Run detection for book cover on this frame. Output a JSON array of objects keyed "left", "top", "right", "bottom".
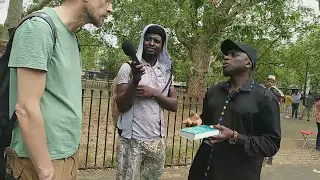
[{"left": 179, "top": 125, "right": 220, "bottom": 140}]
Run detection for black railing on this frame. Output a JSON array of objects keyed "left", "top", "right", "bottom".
[{"left": 79, "top": 87, "right": 317, "bottom": 169}]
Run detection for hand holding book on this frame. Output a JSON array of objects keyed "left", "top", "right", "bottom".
[
  {"left": 181, "top": 113, "right": 236, "bottom": 143},
  {"left": 209, "top": 124, "right": 234, "bottom": 144}
]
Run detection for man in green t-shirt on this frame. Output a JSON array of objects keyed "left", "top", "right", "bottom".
[{"left": 6, "top": 1, "right": 112, "bottom": 180}]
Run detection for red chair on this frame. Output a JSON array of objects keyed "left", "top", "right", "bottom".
[{"left": 301, "top": 131, "right": 313, "bottom": 149}]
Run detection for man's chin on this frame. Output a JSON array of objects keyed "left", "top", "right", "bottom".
[
  {"left": 223, "top": 70, "right": 231, "bottom": 77},
  {"left": 90, "top": 18, "right": 104, "bottom": 28},
  {"left": 143, "top": 51, "right": 158, "bottom": 57},
  {"left": 93, "top": 22, "right": 103, "bottom": 28}
]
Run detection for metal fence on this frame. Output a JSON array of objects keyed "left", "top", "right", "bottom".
[{"left": 79, "top": 87, "right": 317, "bottom": 169}]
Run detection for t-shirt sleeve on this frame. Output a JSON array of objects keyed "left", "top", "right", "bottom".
[
  {"left": 117, "top": 63, "right": 132, "bottom": 85},
  {"left": 8, "top": 17, "right": 54, "bottom": 71}
]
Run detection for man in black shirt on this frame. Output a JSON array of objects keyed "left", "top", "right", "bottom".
[{"left": 184, "top": 39, "right": 281, "bottom": 180}]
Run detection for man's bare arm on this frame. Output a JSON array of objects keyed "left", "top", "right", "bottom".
[
  {"left": 116, "top": 63, "right": 145, "bottom": 113},
  {"left": 116, "top": 79, "right": 139, "bottom": 112},
  {"left": 15, "top": 68, "right": 54, "bottom": 179},
  {"left": 153, "top": 86, "right": 178, "bottom": 112}
]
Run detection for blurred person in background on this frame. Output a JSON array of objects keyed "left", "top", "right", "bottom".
[
  {"left": 315, "top": 96, "right": 320, "bottom": 151},
  {"left": 291, "top": 89, "right": 301, "bottom": 119},
  {"left": 300, "top": 92, "right": 315, "bottom": 121},
  {"left": 284, "top": 92, "right": 292, "bottom": 119}
]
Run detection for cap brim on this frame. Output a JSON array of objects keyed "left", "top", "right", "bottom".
[{"left": 221, "top": 39, "right": 243, "bottom": 56}]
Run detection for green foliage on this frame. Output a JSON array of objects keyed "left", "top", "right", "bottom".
[
  {"left": 19, "top": 0, "right": 320, "bottom": 94},
  {"left": 275, "top": 27, "right": 320, "bottom": 92},
  {"left": 77, "top": 28, "right": 103, "bottom": 71},
  {"left": 104, "top": 0, "right": 316, "bottom": 87},
  {"left": 98, "top": 46, "right": 128, "bottom": 80}
]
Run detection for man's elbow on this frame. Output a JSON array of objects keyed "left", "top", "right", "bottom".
[
  {"left": 268, "top": 145, "right": 280, "bottom": 157},
  {"left": 268, "top": 138, "right": 281, "bottom": 157},
  {"left": 169, "top": 100, "right": 178, "bottom": 112},
  {"left": 117, "top": 105, "right": 129, "bottom": 113},
  {"left": 15, "top": 102, "right": 42, "bottom": 125},
  {"left": 116, "top": 99, "right": 132, "bottom": 113},
  {"left": 15, "top": 103, "right": 28, "bottom": 122}
]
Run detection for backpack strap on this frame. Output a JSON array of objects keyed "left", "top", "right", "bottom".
[
  {"left": 75, "top": 35, "right": 81, "bottom": 52},
  {"left": 0, "top": 12, "right": 57, "bottom": 96},
  {"left": 15, "top": 12, "right": 57, "bottom": 46},
  {"left": 161, "top": 63, "right": 173, "bottom": 94}
]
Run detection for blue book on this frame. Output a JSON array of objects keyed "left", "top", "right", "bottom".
[{"left": 179, "top": 125, "right": 220, "bottom": 140}]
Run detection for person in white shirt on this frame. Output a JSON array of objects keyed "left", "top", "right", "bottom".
[{"left": 291, "top": 89, "right": 301, "bottom": 119}]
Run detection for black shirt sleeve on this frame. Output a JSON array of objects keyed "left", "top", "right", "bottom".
[
  {"left": 200, "top": 90, "right": 210, "bottom": 125},
  {"left": 238, "top": 91, "right": 281, "bottom": 157}
]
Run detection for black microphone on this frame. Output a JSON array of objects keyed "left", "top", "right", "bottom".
[{"left": 121, "top": 40, "right": 140, "bottom": 65}]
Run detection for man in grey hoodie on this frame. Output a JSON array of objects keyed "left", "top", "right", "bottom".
[{"left": 115, "top": 24, "right": 178, "bottom": 180}]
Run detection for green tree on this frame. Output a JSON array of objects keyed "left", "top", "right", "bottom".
[
  {"left": 105, "top": 0, "right": 311, "bottom": 98},
  {"left": 98, "top": 46, "right": 128, "bottom": 80},
  {"left": 77, "top": 28, "right": 104, "bottom": 71},
  {"left": 1, "top": 0, "right": 52, "bottom": 40}
]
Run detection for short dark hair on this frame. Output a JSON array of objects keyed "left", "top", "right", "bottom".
[{"left": 144, "top": 26, "right": 166, "bottom": 43}]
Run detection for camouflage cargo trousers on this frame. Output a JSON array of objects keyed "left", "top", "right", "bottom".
[{"left": 116, "top": 136, "right": 166, "bottom": 180}]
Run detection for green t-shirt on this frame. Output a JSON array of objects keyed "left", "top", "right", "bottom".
[{"left": 8, "top": 7, "right": 82, "bottom": 160}]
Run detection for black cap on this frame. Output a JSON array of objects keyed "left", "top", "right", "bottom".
[{"left": 221, "top": 39, "right": 257, "bottom": 69}]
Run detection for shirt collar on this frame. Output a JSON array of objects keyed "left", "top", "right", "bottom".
[
  {"left": 142, "top": 59, "right": 160, "bottom": 68},
  {"left": 219, "top": 77, "right": 255, "bottom": 92}
]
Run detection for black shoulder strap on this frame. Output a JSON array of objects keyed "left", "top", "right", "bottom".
[
  {"left": 161, "top": 63, "right": 173, "bottom": 94},
  {"left": 3, "top": 12, "right": 57, "bottom": 65},
  {"left": 75, "top": 35, "right": 81, "bottom": 52},
  {"left": 15, "top": 12, "right": 57, "bottom": 46}
]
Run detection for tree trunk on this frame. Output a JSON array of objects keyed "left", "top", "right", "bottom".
[
  {"left": 4, "top": 0, "right": 23, "bottom": 31},
  {"left": 1, "top": 0, "right": 23, "bottom": 40},
  {"left": 187, "top": 42, "right": 211, "bottom": 98},
  {"left": 1, "top": 0, "right": 52, "bottom": 42}
]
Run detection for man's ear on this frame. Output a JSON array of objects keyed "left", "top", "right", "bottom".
[{"left": 246, "top": 61, "right": 252, "bottom": 69}]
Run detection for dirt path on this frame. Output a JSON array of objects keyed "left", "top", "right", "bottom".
[
  {"left": 78, "top": 164, "right": 320, "bottom": 180},
  {"left": 78, "top": 116, "right": 320, "bottom": 179}
]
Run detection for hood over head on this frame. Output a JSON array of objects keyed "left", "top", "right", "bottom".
[{"left": 136, "top": 24, "right": 172, "bottom": 70}]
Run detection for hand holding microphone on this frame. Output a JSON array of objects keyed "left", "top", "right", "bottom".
[{"left": 122, "top": 40, "right": 145, "bottom": 82}]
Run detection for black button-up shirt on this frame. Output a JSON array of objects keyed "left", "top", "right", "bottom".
[{"left": 188, "top": 78, "right": 281, "bottom": 180}]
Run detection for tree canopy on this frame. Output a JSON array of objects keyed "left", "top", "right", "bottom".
[{"left": 1, "top": 0, "right": 320, "bottom": 95}]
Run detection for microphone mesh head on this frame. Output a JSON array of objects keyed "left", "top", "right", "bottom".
[{"left": 122, "top": 40, "right": 136, "bottom": 57}]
